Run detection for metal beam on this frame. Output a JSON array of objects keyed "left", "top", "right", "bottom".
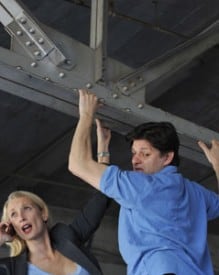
[
  {"left": 1, "top": 59, "right": 219, "bottom": 167},
  {"left": 114, "top": 20, "right": 219, "bottom": 102},
  {"left": 0, "top": 0, "right": 68, "bottom": 66},
  {"left": 90, "top": 0, "right": 108, "bottom": 82},
  {"left": 0, "top": 2, "right": 219, "bottom": 167}
]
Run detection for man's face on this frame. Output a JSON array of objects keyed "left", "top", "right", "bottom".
[{"left": 131, "top": 139, "right": 171, "bottom": 174}]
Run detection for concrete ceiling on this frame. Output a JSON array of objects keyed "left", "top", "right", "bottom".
[{"left": 0, "top": 0, "right": 219, "bottom": 274}]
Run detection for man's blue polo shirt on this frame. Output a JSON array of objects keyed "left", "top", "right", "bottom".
[{"left": 100, "top": 165, "right": 219, "bottom": 275}]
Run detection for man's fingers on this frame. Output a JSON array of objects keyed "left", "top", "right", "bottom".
[
  {"left": 198, "top": 141, "right": 211, "bottom": 159},
  {"left": 79, "top": 88, "right": 85, "bottom": 96},
  {"left": 212, "top": 139, "right": 219, "bottom": 148},
  {"left": 198, "top": 141, "right": 208, "bottom": 152},
  {"left": 95, "top": 118, "right": 101, "bottom": 128}
]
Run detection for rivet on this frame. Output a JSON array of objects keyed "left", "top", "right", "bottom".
[
  {"left": 44, "top": 77, "right": 50, "bottom": 81},
  {"left": 59, "top": 72, "right": 65, "bottom": 78},
  {"left": 19, "top": 17, "right": 26, "bottom": 24},
  {"left": 66, "top": 59, "right": 72, "bottom": 65},
  {"left": 137, "top": 103, "right": 144, "bottom": 109},
  {"left": 16, "top": 30, "right": 23, "bottom": 36},
  {"left": 25, "top": 41, "right": 32, "bottom": 47},
  {"left": 98, "top": 98, "right": 105, "bottom": 104},
  {"left": 124, "top": 108, "right": 131, "bottom": 112},
  {"left": 122, "top": 86, "right": 128, "bottom": 92},
  {"left": 29, "top": 28, "right": 35, "bottom": 34},
  {"left": 86, "top": 83, "right": 92, "bottom": 89},
  {"left": 38, "top": 38, "right": 44, "bottom": 44},
  {"left": 112, "top": 93, "right": 119, "bottom": 99},
  {"left": 31, "top": 62, "right": 37, "bottom": 68},
  {"left": 34, "top": 51, "right": 41, "bottom": 56},
  {"left": 16, "top": 66, "right": 22, "bottom": 70}
]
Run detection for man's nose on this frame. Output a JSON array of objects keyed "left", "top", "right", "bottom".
[{"left": 132, "top": 154, "right": 141, "bottom": 164}]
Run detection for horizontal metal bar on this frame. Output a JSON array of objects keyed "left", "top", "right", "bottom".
[{"left": 0, "top": 61, "right": 219, "bottom": 168}]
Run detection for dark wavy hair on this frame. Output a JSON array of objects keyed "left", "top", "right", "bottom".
[{"left": 126, "top": 122, "right": 180, "bottom": 166}]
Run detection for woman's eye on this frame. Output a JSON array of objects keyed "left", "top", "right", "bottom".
[{"left": 10, "top": 212, "right": 16, "bottom": 218}]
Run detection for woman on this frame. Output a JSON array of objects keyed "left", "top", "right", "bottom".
[
  {"left": 0, "top": 190, "right": 109, "bottom": 275},
  {"left": 0, "top": 112, "right": 111, "bottom": 275}
]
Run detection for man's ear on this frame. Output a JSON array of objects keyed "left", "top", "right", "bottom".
[{"left": 164, "top": 151, "right": 174, "bottom": 166}]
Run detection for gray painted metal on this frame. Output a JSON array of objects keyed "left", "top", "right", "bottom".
[
  {"left": 0, "top": 0, "right": 219, "bottom": 168},
  {"left": 0, "top": 0, "right": 68, "bottom": 66},
  {"left": 115, "top": 20, "right": 219, "bottom": 101},
  {"left": 0, "top": 59, "right": 218, "bottom": 167},
  {"left": 90, "top": 0, "right": 108, "bottom": 81}
]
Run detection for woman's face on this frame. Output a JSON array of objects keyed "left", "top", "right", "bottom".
[{"left": 6, "top": 196, "right": 47, "bottom": 241}]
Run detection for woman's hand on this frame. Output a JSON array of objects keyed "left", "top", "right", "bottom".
[{"left": 0, "top": 222, "right": 15, "bottom": 245}]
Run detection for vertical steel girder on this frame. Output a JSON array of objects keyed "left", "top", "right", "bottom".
[{"left": 90, "top": 0, "right": 108, "bottom": 81}]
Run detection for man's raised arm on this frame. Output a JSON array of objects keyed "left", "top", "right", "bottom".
[
  {"left": 198, "top": 139, "right": 219, "bottom": 193},
  {"left": 68, "top": 89, "right": 107, "bottom": 190}
]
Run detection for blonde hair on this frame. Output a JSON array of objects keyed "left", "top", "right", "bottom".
[{"left": 1, "top": 190, "right": 50, "bottom": 257}]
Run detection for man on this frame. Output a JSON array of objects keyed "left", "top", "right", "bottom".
[{"left": 69, "top": 89, "right": 219, "bottom": 275}]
